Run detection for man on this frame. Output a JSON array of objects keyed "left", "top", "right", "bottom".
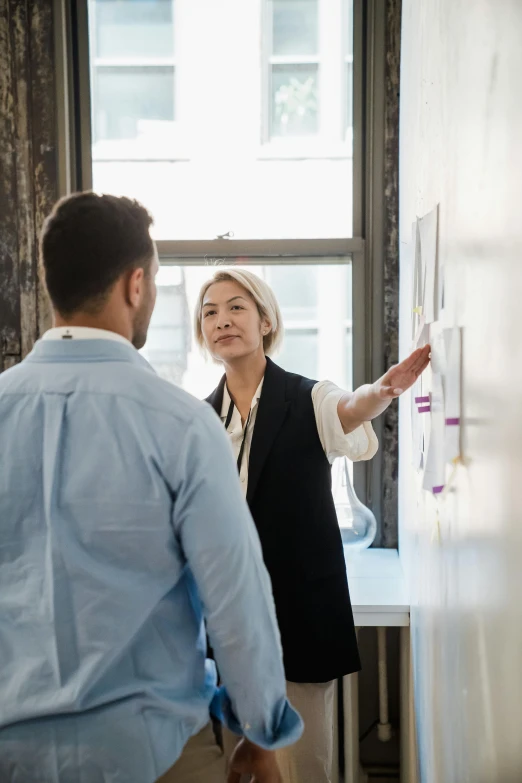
[{"left": 0, "top": 193, "right": 302, "bottom": 782}]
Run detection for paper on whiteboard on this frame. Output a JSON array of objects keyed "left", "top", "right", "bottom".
[
  {"left": 411, "top": 378, "right": 424, "bottom": 471},
  {"left": 412, "top": 221, "right": 424, "bottom": 338},
  {"left": 413, "top": 313, "right": 428, "bottom": 351},
  {"left": 422, "top": 372, "right": 445, "bottom": 493},
  {"left": 429, "top": 321, "right": 446, "bottom": 375},
  {"left": 441, "top": 260, "right": 458, "bottom": 328},
  {"left": 444, "top": 326, "right": 462, "bottom": 463},
  {"left": 418, "top": 206, "right": 439, "bottom": 324}
]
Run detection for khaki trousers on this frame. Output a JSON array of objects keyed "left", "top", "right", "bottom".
[
  {"left": 223, "top": 680, "right": 336, "bottom": 783},
  {"left": 157, "top": 722, "right": 226, "bottom": 783}
]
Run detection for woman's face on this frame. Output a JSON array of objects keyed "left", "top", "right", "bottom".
[{"left": 201, "top": 280, "right": 270, "bottom": 363}]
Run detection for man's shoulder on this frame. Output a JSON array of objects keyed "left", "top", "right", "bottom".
[
  {"left": 102, "top": 362, "right": 211, "bottom": 424},
  {"left": 0, "top": 360, "right": 30, "bottom": 389},
  {"left": 0, "top": 354, "right": 210, "bottom": 426}
]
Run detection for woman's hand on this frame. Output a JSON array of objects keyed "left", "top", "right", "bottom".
[
  {"left": 337, "top": 345, "right": 431, "bottom": 433},
  {"left": 374, "top": 345, "right": 431, "bottom": 400}
]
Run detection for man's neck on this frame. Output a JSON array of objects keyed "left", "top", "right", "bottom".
[
  {"left": 53, "top": 312, "right": 132, "bottom": 344},
  {"left": 224, "top": 351, "right": 267, "bottom": 421}
]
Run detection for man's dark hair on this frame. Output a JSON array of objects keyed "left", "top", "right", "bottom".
[{"left": 40, "top": 192, "right": 154, "bottom": 316}]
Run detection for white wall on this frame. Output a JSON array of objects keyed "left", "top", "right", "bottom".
[{"left": 398, "top": 2, "right": 522, "bottom": 782}]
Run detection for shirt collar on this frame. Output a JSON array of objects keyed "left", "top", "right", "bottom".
[
  {"left": 220, "top": 378, "right": 265, "bottom": 420},
  {"left": 42, "top": 326, "right": 132, "bottom": 347}
]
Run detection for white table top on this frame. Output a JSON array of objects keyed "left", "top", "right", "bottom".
[{"left": 344, "top": 547, "right": 410, "bottom": 627}]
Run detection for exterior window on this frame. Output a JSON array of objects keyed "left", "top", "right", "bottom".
[
  {"left": 89, "top": 0, "right": 176, "bottom": 159},
  {"left": 265, "top": 0, "right": 353, "bottom": 149},
  {"left": 88, "top": 0, "right": 354, "bottom": 240},
  {"left": 93, "top": 66, "right": 175, "bottom": 143},
  {"left": 269, "top": 0, "right": 319, "bottom": 139}
]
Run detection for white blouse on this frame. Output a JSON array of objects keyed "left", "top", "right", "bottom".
[{"left": 220, "top": 379, "right": 379, "bottom": 496}]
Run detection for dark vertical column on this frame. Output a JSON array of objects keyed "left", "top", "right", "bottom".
[
  {"left": 0, "top": 0, "right": 56, "bottom": 373},
  {"left": 381, "top": 0, "right": 402, "bottom": 547}
]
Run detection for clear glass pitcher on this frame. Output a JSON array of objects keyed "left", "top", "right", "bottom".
[{"left": 332, "top": 457, "right": 377, "bottom": 550}]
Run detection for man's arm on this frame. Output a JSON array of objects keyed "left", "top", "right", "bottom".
[{"left": 169, "top": 406, "right": 303, "bottom": 756}]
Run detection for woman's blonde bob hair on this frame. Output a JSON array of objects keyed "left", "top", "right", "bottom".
[{"left": 194, "top": 267, "right": 284, "bottom": 358}]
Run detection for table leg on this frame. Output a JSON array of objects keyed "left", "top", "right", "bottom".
[
  {"left": 343, "top": 627, "right": 360, "bottom": 783},
  {"left": 400, "top": 626, "right": 419, "bottom": 783}
]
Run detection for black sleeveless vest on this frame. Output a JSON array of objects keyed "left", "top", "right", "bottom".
[{"left": 206, "top": 357, "right": 361, "bottom": 683}]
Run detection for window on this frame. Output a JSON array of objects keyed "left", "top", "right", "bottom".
[
  {"left": 88, "top": 0, "right": 354, "bottom": 240},
  {"left": 265, "top": 0, "right": 352, "bottom": 150},
  {"left": 89, "top": 0, "right": 176, "bottom": 160},
  {"left": 76, "top": 0, "right": 388, "bottom": 524},
  {"left": 269, "top": 1, "right": 319, "bottom": 139},
  {"left": 139, "top": 261, "right": 355, "bottom": 527}
]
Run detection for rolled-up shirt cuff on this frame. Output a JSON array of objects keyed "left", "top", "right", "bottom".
[
  {"left": 327, "top": 418, "right": 379, "bottom": 463},
  {"left": 211, "top": 686, "right": 304, "bottom": 750}
]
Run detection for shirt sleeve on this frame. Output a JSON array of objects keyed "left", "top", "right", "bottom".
[
  {"left": 311, "top": 380, "right": 379, "bottom": 464},
  {"left": 169, "top": 405, "right": 303, "bottom": 750}
]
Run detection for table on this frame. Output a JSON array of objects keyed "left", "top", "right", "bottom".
[
  {"left": 340, "top": 548, "right": 418, "bottom": 783},
  {"left": 346, "top": 547, "right": 409, "bottom": 628}
]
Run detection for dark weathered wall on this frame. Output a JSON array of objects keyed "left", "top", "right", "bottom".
[
  {"left": 0, "top": 0, "right": 55, "bottom": 372},
  {"left": 381, "top": 0, "right": 401, "bottom": 547}
]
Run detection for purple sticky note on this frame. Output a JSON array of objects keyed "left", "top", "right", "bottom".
[
  {"left": 445, "top": 417, "right": 460, "bottom": 426},
  {"left": 433, "top": 485, "right": 444, "bottom": 494},
  {"left": 418, "top": 405, "right": 431, "bottom": 413},
  {"left": 415, "top": 396, "right": 430, "bottom": 404}
]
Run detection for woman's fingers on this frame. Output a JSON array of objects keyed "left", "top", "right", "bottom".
[
  {"left": 380, "top": 345, "right": 431, "bottom": 396},
  {"left": 390, "top": 346, "right": 430, "bottom": 380},
  {"left": 412, "top": 345, "right": 431, "bottom": 372}
]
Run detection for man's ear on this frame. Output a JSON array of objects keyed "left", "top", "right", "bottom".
[{"left": 125, "top": 267, "right": 144, "bottom": 308}]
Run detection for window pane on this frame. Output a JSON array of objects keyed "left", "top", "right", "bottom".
[
  {"left": 346, "top": 62, "right": 353, "bottom": 137},
  {"left": 94, "top": 0, "right": 174, "bottom": 58},
  {"left": 140, "top": 262, "right": 352, "bottom": 396},
  {"left": 266, "top": 266, "right": 317, "bottom": 320},
  {"left": 271, "top": 64, "right": 319, "bottom": 137},
  {"left": 272, "top": 0, "right": 318, "bottom": 56},
  {"left": 345, "top": 327, "right": 353, "bottom": 391},
  {"left": 93, "top": 66, "right": 174, "bottom": 143},
  {"left": 89, "top": 1, "right": 354, "bottom": 239},
  {"left": 345, "top": 0, "right": 353, "bottom": 142},
  {"left": 276, "top": 329, "right": 318, "bottom": 378},
  {"left": 145, "top": 270, "right": 189, "bottom": 383},
  {"left": 346, "top": 0, "right": 353, "bottom": 58}
]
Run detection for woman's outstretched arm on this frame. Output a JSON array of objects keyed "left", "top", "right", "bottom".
[{"left": 337, "top": 345, "right": 431, "bottom": 434}]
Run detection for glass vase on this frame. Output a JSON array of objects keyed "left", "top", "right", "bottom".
[{"left": 333, "top": 457, "right": 377, "bottom": 550}]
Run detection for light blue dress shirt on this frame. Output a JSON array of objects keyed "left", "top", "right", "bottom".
[{"left": 0, "top": 336, "right": 302, "bottom": 782}]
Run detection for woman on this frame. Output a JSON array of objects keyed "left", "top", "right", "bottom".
[{"left": 195, "top": 268, "right": 429, "bottom": 783}]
